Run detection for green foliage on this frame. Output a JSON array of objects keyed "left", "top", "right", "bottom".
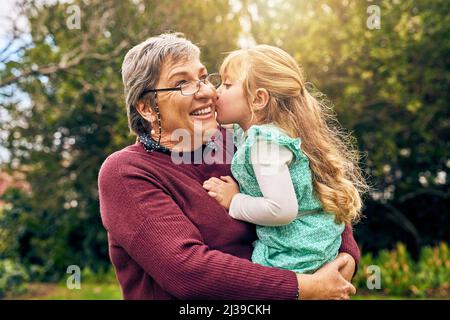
[
  {"left": 43, "top": 283, "right": 122, "bottom": 300},
  {"left": 0, "top": 0, "right": 448, "bottom": 284},
  {"left": 252, "top": 0, "right": 450, "bottom": 188},
  {"left": 0, "top": 0, "right": 240, "bottom": 281},
  {"left": 0, "top": 259, "right": 29, "bottom": 298},
  {"left": 354, "top": 243, "right": 450, "bottom": 298},
  {"left": 9, "top": 282, "right": 122, "bottom": 300},
  {"left": 246, "top": 0, "right": 450, "bottom": 251},
  {"left": 74, "top": 266, "right": 118, "bottom": 284}
]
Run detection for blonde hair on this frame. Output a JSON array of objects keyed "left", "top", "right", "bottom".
[{"left": 220, "top": 45, "right": 369, "bottom": 224}]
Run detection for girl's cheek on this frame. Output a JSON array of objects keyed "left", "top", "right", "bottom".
[{"left": 219, "top": 92, "right": 228, "bottom": 103}]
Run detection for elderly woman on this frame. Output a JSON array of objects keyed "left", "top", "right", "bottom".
[{"left": 98, "top": 33, "right": 360, "bottom": 300}]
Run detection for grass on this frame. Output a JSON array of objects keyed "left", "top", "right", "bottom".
[
  {"left": 5, "top": 282, "right": 122, "bottom": 300},
  {"left": 6, "top": 282, "right": 447, "bottom": 300},
  {"left": 352, "top": 294, "right": 433, "bottom": 300}
]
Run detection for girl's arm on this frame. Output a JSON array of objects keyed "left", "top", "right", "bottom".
[{"left": 229, "top": 139, "right": 299, "bottom": 226}]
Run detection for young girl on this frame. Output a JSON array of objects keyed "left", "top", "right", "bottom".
[{"left": 203, "top": 45, "right": 368, "bottom": 274}]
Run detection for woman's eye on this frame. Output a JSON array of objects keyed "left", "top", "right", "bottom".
[{"left": 175, "top": 80, "right": 187, "bottom": 87}]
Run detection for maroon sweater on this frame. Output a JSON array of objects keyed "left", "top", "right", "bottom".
[{"left": 98, "top": 128, "right": 360, "bottom": 300}]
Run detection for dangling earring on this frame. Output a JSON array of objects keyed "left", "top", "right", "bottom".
[
  {"left": 150, "top": 115, "right": 156, "bottom": 135},
  {"left": 154, "top": 95, "right": 162, "bottom": 148},
  {"left": 139, "top": 93, "right": 168, "bottom": 154}
]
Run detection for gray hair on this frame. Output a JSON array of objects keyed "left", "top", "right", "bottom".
[{"left": 121, "top": 33, "right": 201, "bottom": 136}]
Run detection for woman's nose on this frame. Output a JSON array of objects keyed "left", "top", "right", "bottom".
[{"left": 195, "top": 81, "right": 217, "bottom": 100}]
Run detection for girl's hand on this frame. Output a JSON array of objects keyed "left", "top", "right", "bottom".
[
  {"left": 296, "top": 254, "right": 356, "bottom": 300},
  {"left": 203, "top": 176, "right": 240, "bottom": 209}
]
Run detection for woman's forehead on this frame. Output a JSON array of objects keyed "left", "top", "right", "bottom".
[{"left": 162, "top": 57, "right": 206, "bottom": 80}]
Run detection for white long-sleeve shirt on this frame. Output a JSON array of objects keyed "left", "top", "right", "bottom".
[{"left": 229, "top": 139, "right": 299, "bottom": 226}]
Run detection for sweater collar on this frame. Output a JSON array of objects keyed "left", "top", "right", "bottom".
[{"left": 138, "top": 133, "right": 218, "bottom": 158}]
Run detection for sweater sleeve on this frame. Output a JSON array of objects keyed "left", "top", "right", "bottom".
[
  {"left": 229, "top": 140, "right": 299, "bottom": 226},
  {"left": 339, "top": 224, "right": 361, "bottom": 274},
  {"left": 99, "top": 156, "right": 299, "bottom": 300}
]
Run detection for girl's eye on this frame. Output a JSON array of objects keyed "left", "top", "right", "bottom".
[{"left": 223, "top": 83, "right": 232, "bottom": 88}]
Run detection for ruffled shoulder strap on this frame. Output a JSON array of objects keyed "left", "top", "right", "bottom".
[
  {"left": 244, "top": 124, "right": 307, "bottom": 163},
  {"left": 232, "top": 123, "right": 246, "bottom": 149}
]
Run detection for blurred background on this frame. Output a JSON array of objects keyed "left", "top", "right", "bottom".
[{"left": 0, "top": 0, "right": 449, "bottom": 299}]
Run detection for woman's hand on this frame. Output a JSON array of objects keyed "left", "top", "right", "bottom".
[
  {"left": 203, "top": 176, "right": 240, "bottom": 209},
  {"left": 336, "top": 252, "right": 356, "bottom": 282},
  {"left": 296, "top": 254, "right": 356, "bottom": 300}
]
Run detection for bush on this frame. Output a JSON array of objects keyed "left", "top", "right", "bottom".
[
  {"left": 0, "top": 259, "right": 29, "bottom": 298},
  {"left": 354, "top": 242, "right": 450, "bottom": 298},
  {"left": 61, "top": 266, "right": 118, "bottom": 285}
]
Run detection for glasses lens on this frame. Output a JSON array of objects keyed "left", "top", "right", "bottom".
[
  {"left": 206, "top": 73, "right": 222, "bottom": 88},
  {"left": 180, "top": 81, "right": 198, "bottom": 95}
]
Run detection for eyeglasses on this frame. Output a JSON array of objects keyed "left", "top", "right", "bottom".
[{"left": 142, "top": 73, "right": 222, "bottom": 97}]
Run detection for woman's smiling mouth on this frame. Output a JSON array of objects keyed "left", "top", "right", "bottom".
[{"left": 189, "top": 105, "right": 214, "bottom": 119}]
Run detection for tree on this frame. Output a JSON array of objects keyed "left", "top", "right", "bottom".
[
  {"left": 245, "top": 0, "right": 450, "bottom": 255},
  {"left": 0, "top": 0, "right": 240, "bottom": 280}
]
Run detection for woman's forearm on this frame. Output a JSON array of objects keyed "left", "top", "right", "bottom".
[
  {"left": 339, "top": 224, "right": 360, "bottom": 268},
  {"left": 128, "top": 216, "right": 299, "bottom": 300}
]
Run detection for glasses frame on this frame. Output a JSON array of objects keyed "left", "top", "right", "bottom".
[{"left": 141, "top": 73, "right": 222, "bottom": 97}]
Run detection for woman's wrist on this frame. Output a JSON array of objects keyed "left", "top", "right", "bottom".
[{"left": 296, "top": 273, "right": 316, "bottom": 300}]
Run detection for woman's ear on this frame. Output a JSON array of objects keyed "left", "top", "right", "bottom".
[
  {"left": 136, "top": 101, "right": 156, "bottom": 123},
  {"left": 252, "top": 88, "right": 270, "bottom": 111}
]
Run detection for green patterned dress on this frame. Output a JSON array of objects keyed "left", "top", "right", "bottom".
[{"left": 232, "top": 123, "right": 345, "bottom": 273}]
